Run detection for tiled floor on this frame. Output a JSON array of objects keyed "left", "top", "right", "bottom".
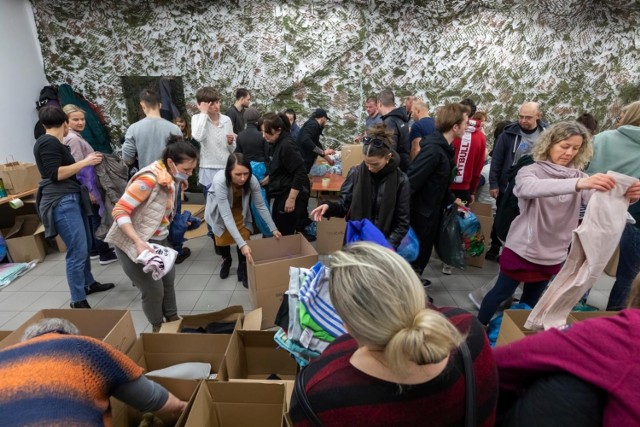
[{"left": 0, "top": 234, "right": 616, "bottom": 334}]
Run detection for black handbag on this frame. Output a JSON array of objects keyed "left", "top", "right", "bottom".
[{"left": 294, "top": 341, "right": 477, "bottom": 427}]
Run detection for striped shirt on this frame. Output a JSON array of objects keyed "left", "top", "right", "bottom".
[
  {"left": 290, "top": 307, "right": 498, "bottom": 427},
  {"left": 112, "top": 170, "right": 176, "bottom": 240},
  {"left": 0, "top": 333, "right": 143, "bottom": 426}
]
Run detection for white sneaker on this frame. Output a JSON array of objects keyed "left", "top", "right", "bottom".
[{"left": 442, "top": 264, "right": 453, "bottom": 275}]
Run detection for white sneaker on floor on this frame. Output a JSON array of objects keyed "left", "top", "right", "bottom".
[{"left": 441, "top": 264, "right": 453, "bottom": 275}]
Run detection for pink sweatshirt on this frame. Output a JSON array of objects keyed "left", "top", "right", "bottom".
[
  {"left": 505, "top": 161, "right": 591, "bottom": 265},
  {"left": 494, "top": 309, "right": 640, "bottom": 426}
]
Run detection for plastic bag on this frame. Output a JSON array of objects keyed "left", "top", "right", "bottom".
[
  {"left": 345, "top": 219, "right": 393, "bottom": 250},
  {"left": 249, "top": 161, "right": 272, "bottom": 238},
  {"left": 435, "top": 205, "right": 465, "bottom": 268},
  {"left": 397, "top": 227, "right": 419, "bottom": 262},
  {"left": 456, "top": 207, "right": 485, "bottom": 257}
]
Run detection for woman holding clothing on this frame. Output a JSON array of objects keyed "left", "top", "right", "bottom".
[
  {"left": 477, "top": 121, "right": 640, "bottom": 325},
  {"left": 310, "top": 124, "right": 410, "bottom": 249},
  {"left": 205, "top": 153, "right": 282, "bottom": 288},
  {"left": 260, "top": 112, "right": 309, "bottom": 235},
  {"left": 106, "top": 136, "right": 198, "bottom": 331}
]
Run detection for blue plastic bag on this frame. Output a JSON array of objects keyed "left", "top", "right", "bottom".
[
  {"left": 345, "top": 219, "right": 393, "bottom": 250},
  {"left": 249, "top": 161, "right": 272, "bottom": 238},
  {"left": 456, "top": 207, "right": 485, "bottom": 257},
  {"left": 397, "top": 227, "right": 419, "bottom": 262}
]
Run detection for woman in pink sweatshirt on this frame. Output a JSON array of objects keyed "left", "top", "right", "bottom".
[{"left": 477, "top": 121, "right": 631, "bottom": 325}]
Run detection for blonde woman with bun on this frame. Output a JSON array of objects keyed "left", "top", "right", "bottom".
[{"left": 289, "top": 242, "right": 498, "bottom": 427}]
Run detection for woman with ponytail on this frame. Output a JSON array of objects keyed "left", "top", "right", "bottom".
[{"left": 289, "top": 242, "right": 498, "bottom": 426}]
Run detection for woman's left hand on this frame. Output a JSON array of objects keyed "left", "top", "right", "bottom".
[
  {"left": 240, "top": 244, "right": 254, "bottom": 265},
  {"left": 272, "top": 230, "right": 282, "bottom": 240},
  {"left": 625, "top": 182, "right": 640, "bottom": 203}
]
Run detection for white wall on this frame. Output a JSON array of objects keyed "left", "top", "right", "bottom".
[{"left": 0, "top": 0, "right": 48, "bottom": 162}]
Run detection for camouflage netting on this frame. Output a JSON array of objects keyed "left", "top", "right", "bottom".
[{"left": 31, "top": 0, "right": 640, "bottom": 148}]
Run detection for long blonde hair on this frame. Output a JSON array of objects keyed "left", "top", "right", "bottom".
[
  {"left": 532, "top": 121, "right": 593, "bottom": 170},
  {"left": 329, "top": 242, "right": 464, "bottom": 379},
  {"left": 620, "top": 101, "right": 640, "bottom": 127}
]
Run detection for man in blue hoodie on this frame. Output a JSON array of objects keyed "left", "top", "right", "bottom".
[{"left": 487, "top": 102, "right": 547, "bottom": 259}]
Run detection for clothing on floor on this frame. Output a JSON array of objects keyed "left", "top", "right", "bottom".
[{"left": 525, "top": 171, "right": 638, "bottom": 330}]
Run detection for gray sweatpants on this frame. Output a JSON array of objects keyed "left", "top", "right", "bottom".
[{"left": 115, "top": 240, "right": 178, "bottom": 326}]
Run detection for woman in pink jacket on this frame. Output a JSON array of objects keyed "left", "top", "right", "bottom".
[{"left": 477, "top": 121, "right": 640, "bottom": 325}]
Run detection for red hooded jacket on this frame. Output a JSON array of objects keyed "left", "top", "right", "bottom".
[{"left": 450, "top": 119, "right": 487, "bottom": 194}]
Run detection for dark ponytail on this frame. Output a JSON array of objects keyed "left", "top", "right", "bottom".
[{"left": 260, "top": 112, "right": 291, "bottom": 135}]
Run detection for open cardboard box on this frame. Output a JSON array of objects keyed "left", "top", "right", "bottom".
[
  {"left": 496, "top": 309, "right": 619, "bottom": 346},
  {"left": 246, "top": 234, "right": 318, "bottom": 329},
  {"left": 112, "top": 331, "right": 232, "bottom": 427},
  {"left": 185, "top": 380, "right": 287, "bottom": 427},
  {"left": 160, "top": 305, "right": 245, "bottom": 333},
  {"left": 1, "top": 214, "right": 47, "bottom": 262},
  {"left": 465, "top": 202, "right": 494, "bottom": 269},
  {"left": 340, "top": 143, "right": 364, "bottom": 177},
  {"left": 0, "top": 309, "right": 136, "bottom": 353}
]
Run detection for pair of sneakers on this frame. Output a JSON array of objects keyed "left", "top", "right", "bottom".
[{"left": 90, "top": 250, "right": 118, "bottom": 265}]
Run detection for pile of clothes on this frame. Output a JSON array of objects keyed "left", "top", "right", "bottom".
[{"left": 275, "top": 262, "right": 345, "bottom": 366}]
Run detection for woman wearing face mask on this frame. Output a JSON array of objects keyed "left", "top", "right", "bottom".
[
  {"left": 106, "top": 135, "right": 198, "bottom": 332},
  {"left": 205, "top": 153, "right": 282, "bottom": 288},
  {"left": 310, "top": 123, "right": 410, "bottom": 249}
]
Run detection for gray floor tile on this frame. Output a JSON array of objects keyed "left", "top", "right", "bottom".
[
  {"left": 186, "top": 260, "right": 217, "bottom": 275},
  {"left": 0, "top": 273, "right": 39, "bottom": 292},
  {"left": 93, "top": 290, "right": 138, "bottom": 309},
  {"left": 175, "top": 290, "right": 204, "bottom": 312},
  {"left": 193, "top": 290, "right": 233, "bottom": 311},
  {"left": 31, "top": 261, "right": 61, "bottom": 275},
  {"left": 0, "top": 292, "right": 47, "bottom": 311},
  {"left": 2, "top": 311, "right": 37, "bottom": 329},
  {"left": 448, "top": 291, "right": 479, "bottom": 314},
  {"left": 427, "top": 290, "right": 456, "bottom": 307},
  {"left": 439, "top": 275, "right": 476, "bottom": 291},
  {"left": 27, "top": 292, "right": 71, "bottom": 311},
  {"left": 17, "top": 275, "right": 66, "bottom": 292},
  {"left": 205, "top": 275, "right": 237, "bottom": 291},
  {"left": 0, "top": 311, "right": 19, "bottom": 328},
  {"left": 44, "top": 251, "right": 66, "bottom": 261},
  {"left": 176, "top": 274, "right": 210, "bottom": 291},
  {"left": 465, "top": 274, "right": 498, "bottom": 289},
  {"left": 229, "top": 290, "right": 252, "bottom": 311}
]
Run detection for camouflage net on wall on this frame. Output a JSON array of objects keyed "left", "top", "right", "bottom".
[{"left": 31, "top": 0, "right": 640, "bottom": 147}]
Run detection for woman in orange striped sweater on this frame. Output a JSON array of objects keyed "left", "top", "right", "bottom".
[{"left": 106, "top": 136, "right": 198, "bottom": 331}]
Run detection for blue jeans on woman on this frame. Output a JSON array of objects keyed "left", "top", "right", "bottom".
[
  {"left": 607, "top": 224, "right": 640, "bottom": 310},
  {"left": 53, "top": 193, "right": 96, "bottom": 303},
  {"left": 478, "top": 272, "right": 549, "bottom": 325}
]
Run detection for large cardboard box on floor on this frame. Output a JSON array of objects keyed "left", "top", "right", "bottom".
[
  {"left": 246, "top": 234, "right": 318, "bottom": 328},
  {"left": 112, "top": 332, "right": 231, "bottom": 426},
  {"left": 316, "top": 217, "right": 346, "bottom": 255},
  {"left": 185, "top": 380, "right": 287, "bottom": 427},
  {"left": 496, "top": 309, "right": 619, "bottom": 346},
  {"left": 340, "top": 143, "right": 364, "bottom": 177},
  {"left": 464, "top": 202, "right": 493, "bottom": 269},
  {"left": 1, "top": 214, "right": 46, "bottom": 262},
  {"left": 160, "top": 305, "right": 245, "bottom": 333},
  {"left": 0, "top": 309, "right": 136, "bottom": 352}
]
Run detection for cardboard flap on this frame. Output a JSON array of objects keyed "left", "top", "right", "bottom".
[
  {"left": 137, "top": 332, "right": 231, "bottom": 372},
  {"left": 242, "top": 308, "right": 263, "bottom": 330},
  {"left": 4, "top": 218, "right": 25, "bottom": 238},
  {"left": 160, "top": 305, "right": 244, "bottom": 333}
]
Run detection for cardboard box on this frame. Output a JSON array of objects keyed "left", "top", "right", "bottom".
[
  {"left": 464, "top": 203, "right": 494, "bottom": 269},
  {"left": 112, "top": 332, "right": 231, "bottom": 426},
  {"left": 316, "top": 217, "right": 345, "bottom": 255},
  {"left": 0, "top": 161, "right": 40, "bottom": 195},
  {"left": 340, "top": 144, "right": 364, "bottom": 177},
  {"left": 246, "top": 235, "right": 318, "bottom": 328},
  {"left": 0, "top": 330, "right": 11, "bottom": 346},
  {"left": 1, "top": 214, "right": 46, "bottom": 262},
  {"left": 185, "top": 381, "right": 286, "bottom": 427},
  {"left": 160, "top": 305, "right": 245, "bottom": 333},
  {"left": 496, "top": 309, "right": 618, "bottom": 346},
  {"left": 604, "top": 246, "right": 619, "bottom": 277},
  {"left": 0, "top": 309, "right": 136, "bottom": 353}
]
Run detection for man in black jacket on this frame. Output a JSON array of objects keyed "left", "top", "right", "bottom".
[
  {"left": 408, "top": 103, "right": 467, "bottom": 286},
  {"left": 297, "top": 108, "right": 335, "bottom": 173},
  {"left": 235, "top": 107, "right": 268, "bottom": 164},
  {"left": 378, "top": 89, "right": 411, "bottom": 171},
  {"left": 226, "top": 88, "right": 252, "bottom": 134}
]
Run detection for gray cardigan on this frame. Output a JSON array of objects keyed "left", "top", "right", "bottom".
[{"left": 204, "top": 171, "right": 277, "bottom": 248}]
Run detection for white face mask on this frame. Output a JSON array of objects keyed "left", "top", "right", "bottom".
[{"left": 169, "top": 160, "right": 188, "bottom": 182}]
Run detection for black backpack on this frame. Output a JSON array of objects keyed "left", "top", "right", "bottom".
[{"left": 494, "top": 154, "right": 534, "bottom": 243}]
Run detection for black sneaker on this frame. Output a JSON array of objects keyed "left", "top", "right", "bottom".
[
  {"left": 237, "top": 262, "right": 248, "bottom": 289},
  {"left": 85, "top": 281, "right": 115, "bottom": 295},
  {"left": 99, "top": 251, "right": 118, "bottom": 265},
  {"left": 485, "top": 246, "right": 501, "bottom": 261},
  {"left": 175, "top": 247, "right": 191, "bottom": 264},
  {"left": 421, "top": 278, "right": 432, "bottom": 288},
  {"left": 70, "top": 300, "right": 91, "bottom": 309},
  {"left": 89, "top": 250, "right": 99, "bottom": 260},
  {"left": 220, "top": 257, "right": 232, "bottom": 279}
]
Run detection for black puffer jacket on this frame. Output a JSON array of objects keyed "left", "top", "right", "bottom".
[
  {"left": 382, "top": 108, "right": 411, "bottom": 171},
  {"left": 323, "top": 162, "right": 411, "bottom": 248},
  {"left": 407, "top": 131, "right": 456, "bottom": 226},
  {"left": 268, "top": 131, "right": 309, "bottom": 198}
]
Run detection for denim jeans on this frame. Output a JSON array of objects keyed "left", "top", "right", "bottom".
[
  {"left": 607, "top": 224, "right": 640, "bottom": 310},
  {"left": 88, "top": 203, "right": 112, "bottom": 256},
  {"left": 478, "top": 272, "right": 548, "bottom": 325},
  {"left": 53, "top": 193, "right": 96, "bottom": 303}
]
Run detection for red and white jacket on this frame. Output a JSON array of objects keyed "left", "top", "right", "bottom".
[{"left": 450, "top": 119, "right": 487, "bottom": 194}]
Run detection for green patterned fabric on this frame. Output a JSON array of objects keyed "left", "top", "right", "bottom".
[{"left": 30, "top": 0, "right": 640, "bottom": 146}]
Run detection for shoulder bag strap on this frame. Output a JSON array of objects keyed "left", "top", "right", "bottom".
[
  {"left": 294, "top": 367, "right": 324, "bottom": 427},
  {"left": 460, "top": 341, "right": 477, "bottom": 427}
]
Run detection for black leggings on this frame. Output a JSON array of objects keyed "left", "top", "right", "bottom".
[
  {"left": 219, "top": 245, "right": 246, "bottom": 264},
  {"left": 271, "top": 193, "right": 308, "bottom": 236}
]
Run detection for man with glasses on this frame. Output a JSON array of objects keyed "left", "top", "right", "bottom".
[{"left": 487, "top": 102, "right": 548, "bottom": 261}]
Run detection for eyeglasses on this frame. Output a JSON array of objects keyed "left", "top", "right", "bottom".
[{"left": 362, "top": 137, "right": 385, "bottom": 148}]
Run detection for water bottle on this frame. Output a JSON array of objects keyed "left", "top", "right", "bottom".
[{"left": 0, "top": 178, "right": 7, "bottom": 198}]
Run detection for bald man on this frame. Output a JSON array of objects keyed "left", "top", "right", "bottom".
[
  {"left": 486, "top": 101, "right": 548, "bottom": 259},
  {"left": 409, "top": 100, "right": 435, "bottom": 160}
]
